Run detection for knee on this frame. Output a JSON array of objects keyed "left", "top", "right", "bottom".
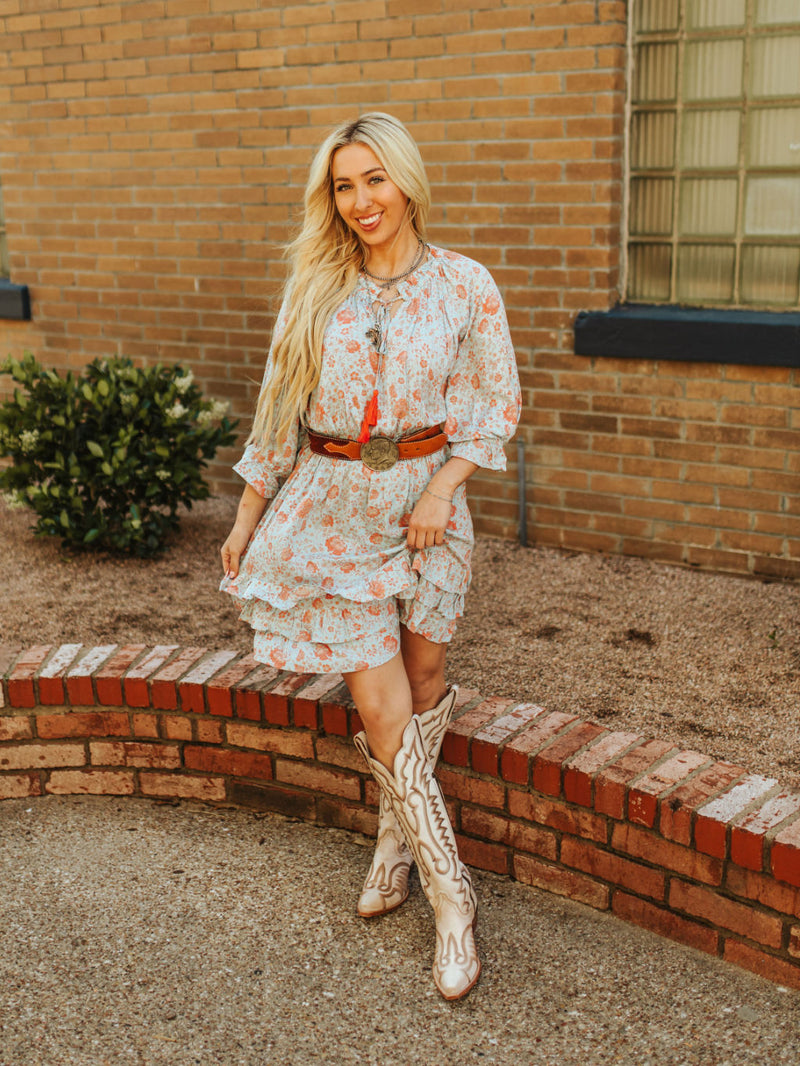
[
  {"left": 352, "top": 680, "right": 411, "bottom": 737},
  {"left": 356, "top": 694, "right": 398, "bottom": 735}
]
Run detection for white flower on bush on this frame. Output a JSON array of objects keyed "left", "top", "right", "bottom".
[
  {"left": 197, "top": 399, "right": 229, "bottom": 426},
  {"left": 174, "top": 370, "right": 194, "bottom": 394},
  {"left": 19, "top": 429, "right": 40, "bottom": 453},
  {"left": 1, "top": 489, "right": 26, "bottom": 509},
  {"left": 155, "top": 468, "right": 170, "bottom": 481},
  {"left": 120, "top": 392, "right": 138, "bottom": 410},
  {"left": 166, "top": 401, "right": 188, "bottom": 421}
]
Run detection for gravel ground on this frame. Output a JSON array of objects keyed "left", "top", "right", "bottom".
[
  {"left": 1, "top": 795, "right": 799, "bottom": 1066},
  {"left": 2, "top": 496, "right": 799, "bottom": 787}
]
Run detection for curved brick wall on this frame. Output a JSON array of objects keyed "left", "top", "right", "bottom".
[{"left": 2, "top": 642, "right": 800, "bottom": 989}]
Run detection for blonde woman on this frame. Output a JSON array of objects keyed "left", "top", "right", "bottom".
[{"left": 221, "top": 113, "right": 520, "bottom": 1000}]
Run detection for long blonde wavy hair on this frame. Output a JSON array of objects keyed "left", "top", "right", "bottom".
[{"left": 248, "top": 112, "right": 431, "bottom": 448}]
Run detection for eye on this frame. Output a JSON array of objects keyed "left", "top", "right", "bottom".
[
  {"left": 369, "top": 175, "right": 385, "bottom": 185},
  {"left": 335, "top": 183, "right": 350, "bottom": 193}
]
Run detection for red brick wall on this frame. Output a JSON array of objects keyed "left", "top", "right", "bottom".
[
  {"left": 4, "top": 641, "right": 800, "bottom": 991},
  {"left": 1, "top": 0, "right": 797, "bottom": 577},
  {"left": 529, "top": 358, "right": 800, "bottom": 580}
]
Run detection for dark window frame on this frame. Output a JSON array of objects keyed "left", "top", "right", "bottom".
[
  {"left": 0, "top": 279, "right": 31, "bottom": 321},
  {"left": 574, "top": 304, "right": 800, "bottom": 368}
]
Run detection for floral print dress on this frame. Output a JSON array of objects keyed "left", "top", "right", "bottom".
[{"left": 221, "top": 245, "right": 521, "bottom": 673}]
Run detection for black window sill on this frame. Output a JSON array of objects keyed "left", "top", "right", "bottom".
[
  {"left": 0, "top": 280, "right": 31, "bottom": 321},
  {"left": 574, "top": 305, "right": 800, "bottom": 368}
]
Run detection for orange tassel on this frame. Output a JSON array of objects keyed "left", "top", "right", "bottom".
[{"left": 358, "top": 389, "right": 379, "bottom": 443}]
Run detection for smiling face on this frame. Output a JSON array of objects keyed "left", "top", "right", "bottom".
[{"left": 331, "top": 142, "right": 414, "bottom": 260}]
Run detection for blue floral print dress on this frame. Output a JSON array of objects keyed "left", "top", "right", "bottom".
[{"left": 221, "top": 245, "right": 521, "bottom": 673}]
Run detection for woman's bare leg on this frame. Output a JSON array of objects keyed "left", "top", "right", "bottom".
[
  {"left": 344, "top": 630, "right": 447, "bottom": 769},
  {"left": 400, "top": 625, "right": 448, "bottom": 714},
  {"left": 343, "top": 652, "right": 413, "bottom": 770}
]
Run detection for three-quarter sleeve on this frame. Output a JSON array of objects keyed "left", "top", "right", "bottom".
[
  {"left": 443, "top": 268, "right": 521, "bottom": 471},
  {"left": 233, "top": 431, "right": 300, "bottom": 500},
  {"left": 233, "top": 296, "right": 300, "bottom": 499}
]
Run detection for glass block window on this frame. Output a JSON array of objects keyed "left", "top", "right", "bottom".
[{"left": 627, "top": 0, "right": 800, "bottom": 308}]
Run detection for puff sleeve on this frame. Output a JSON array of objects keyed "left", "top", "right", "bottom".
[
  {"left": 443, "top": 268, "right": 521, "bottom": 471},
  {"left": 233, "top": 297, "right": 301, "bottom": 500}
]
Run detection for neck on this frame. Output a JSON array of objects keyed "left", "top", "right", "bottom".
[{"left": 363, "top": 229, "right": 420, "bottom": 280}]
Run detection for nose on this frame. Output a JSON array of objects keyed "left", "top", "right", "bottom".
[{"left": 354, "top": 183, "right": 373, "bottom": 211}]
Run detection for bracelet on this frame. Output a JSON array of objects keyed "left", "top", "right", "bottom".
[{"left": 424, "top": 487, "right": 453, "bottom": 503}]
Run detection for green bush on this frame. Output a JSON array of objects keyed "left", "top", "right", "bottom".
[{"left": 0, "top": 352, "right": 239, "bottom": 556}]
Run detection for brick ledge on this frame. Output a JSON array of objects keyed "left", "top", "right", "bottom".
[{"left": 2, "top": 642, "right": 800, "bottom": 989}]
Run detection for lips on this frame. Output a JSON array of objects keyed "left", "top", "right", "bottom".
[{"left": 356, "top": 212, "right": 383, "bottom": 231}]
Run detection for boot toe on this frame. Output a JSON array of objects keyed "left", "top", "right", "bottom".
[
  {"left": 434, "top": 959, "right": 481, "bottom": 1001},
  {"left": 433, "top": 920, "right": 480, "bottom": 999},
  {"left": 357, "top": 883, "right": 409, "bottom": 918}
]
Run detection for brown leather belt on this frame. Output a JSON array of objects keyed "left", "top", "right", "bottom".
[{"left": 307, "top": 424, "right": 448, "bottom": 472}]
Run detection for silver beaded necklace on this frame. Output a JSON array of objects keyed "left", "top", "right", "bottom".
[{"left": 362, "top": 239, "right": 427, "bottom": 289}]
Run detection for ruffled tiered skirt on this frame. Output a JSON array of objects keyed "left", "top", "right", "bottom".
[{"left": 221, "top": 444, "right": 473, "bottom": 674}]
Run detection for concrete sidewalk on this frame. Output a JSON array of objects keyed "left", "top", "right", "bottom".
[{"left": 1, "top": 795, "right": 799, "bottom": 1066}]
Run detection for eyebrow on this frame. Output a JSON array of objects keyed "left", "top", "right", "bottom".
[{"left": 332, "top": 166, "right": 386, "bottom": 183}]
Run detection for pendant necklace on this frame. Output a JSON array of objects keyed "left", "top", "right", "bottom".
[{"left": 358, "top": 241, "right": 427, "bottom": 443}]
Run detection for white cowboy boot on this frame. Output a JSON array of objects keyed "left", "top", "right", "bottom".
[
  {"left": 356, "top": 687, "right": 457, "bottom": 919},
  {"left": 354, "top": 715, "right": 480, "bottom": 1001}
]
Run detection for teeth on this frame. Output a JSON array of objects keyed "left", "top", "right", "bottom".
[{"left": 359, "top": 214, "right": 382, "bottom": 226}]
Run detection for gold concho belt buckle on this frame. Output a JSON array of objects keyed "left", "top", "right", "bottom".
[{"left": 360, "top": 436, "right": 400, "bottom": 472}]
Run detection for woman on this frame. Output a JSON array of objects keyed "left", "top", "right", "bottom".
[{"left": 221, "top": 113, "right": 520, "bottom": 1001}]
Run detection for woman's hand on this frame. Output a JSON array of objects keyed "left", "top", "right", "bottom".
[
  {"left": 402, "top": 457, "right": 478, "bottom": 550},
  {"left": 404, "top": 489, "right": 453, "bottom": 550},
  {"left": 221, "top": 522, "right": 254, "bottom": 580},
  {"left": 221, "top": 484, "right": 269, "bottom": 579}
]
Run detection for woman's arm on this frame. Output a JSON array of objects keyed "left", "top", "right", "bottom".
[
  {"left": 221, "top": 483, "right": 269, "bottom": 579},
  {"left": 404, "top": 456, "right": 478, "bottom": 550}
]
